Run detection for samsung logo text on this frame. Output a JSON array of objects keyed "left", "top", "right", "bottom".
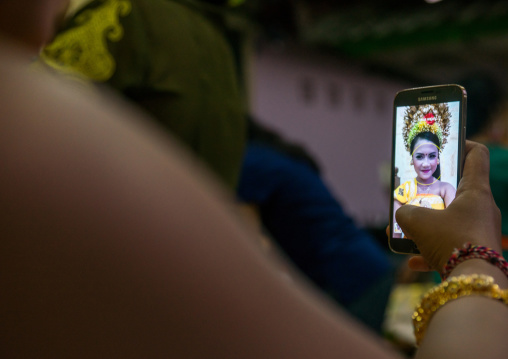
[{"left": 418, "top": 96, "right": 437, "bottom": 102}]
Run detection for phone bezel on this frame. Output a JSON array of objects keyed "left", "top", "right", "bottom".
[{"left": 389, "top": 84, "right": 467, "bottom": 254}]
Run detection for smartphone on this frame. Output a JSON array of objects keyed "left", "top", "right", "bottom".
[{"left": 389, "top": 84, "right": 467, "bottom": 254}]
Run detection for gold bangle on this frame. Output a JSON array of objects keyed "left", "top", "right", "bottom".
[{"left": 412, "top": 274, "right": 508, "bottom": 346}]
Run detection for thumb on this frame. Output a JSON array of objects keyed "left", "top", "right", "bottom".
[{"left": 395, "top": 204, "right": 440, "bottom": 241}]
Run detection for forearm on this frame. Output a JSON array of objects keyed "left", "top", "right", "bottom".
[{"left": 416, "top": 260, "right": 508, "bottom": 359}]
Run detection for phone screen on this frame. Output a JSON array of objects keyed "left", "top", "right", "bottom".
[{"left": 390, "top": 86, "right": 466, "bottom": 253}]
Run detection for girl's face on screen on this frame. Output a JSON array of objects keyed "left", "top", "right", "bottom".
[{"left": 412, "top": 139, "right": 439, "bottom": 182}]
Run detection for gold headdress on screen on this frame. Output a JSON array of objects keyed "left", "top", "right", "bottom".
[{"left": 403, "top": 104, "right": 451, "bottom": 153}]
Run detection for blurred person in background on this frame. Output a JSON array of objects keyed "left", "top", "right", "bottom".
[
  {"left": 41, "top": 0, "right": 246, "bottom": 191},
  {"left": 237, "top": 117, "right": 396, "bottom": 333}
]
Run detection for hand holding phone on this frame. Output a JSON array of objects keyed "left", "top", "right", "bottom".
[
  {"left": 389, "top": 84, "right": 467, "bottom": 254},
  {"left": 397, "top": 141, "right": 502, "bottom": 273}
]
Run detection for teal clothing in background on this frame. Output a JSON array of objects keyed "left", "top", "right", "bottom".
[
  {"left": 42, "top": 0, "right": 246, "bottom": 190},
  {"left": 488, "top": 144, "right": 508, "bottom": 235}
]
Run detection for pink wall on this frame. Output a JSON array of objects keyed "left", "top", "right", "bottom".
[{"left": 249, "top": 46, "right": 411, "bottom": 227}]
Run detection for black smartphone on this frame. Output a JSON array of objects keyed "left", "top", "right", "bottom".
[{"left": 389, "top": 84, "right": 467, "bottom": 254}]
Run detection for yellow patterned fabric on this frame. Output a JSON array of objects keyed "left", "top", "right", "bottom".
[
  {"left": 42, "top": 0, "right": 132, "bottom": 81},
  {"left": 394, "top": 179, "right": 445, "bottom": 210},
  {"left": 394, "top": 179, "right": 417, "bottom": 205},
  {"left": 41, "top": 0, "right": 246, "bottom": 191}
]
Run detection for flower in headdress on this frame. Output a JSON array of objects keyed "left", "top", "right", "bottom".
[
  {"left": 403, "top": 104, "right": 451, "bottom": 152},
  {"left": 424, "top": 112, "right": 436, "bottom": 125}
]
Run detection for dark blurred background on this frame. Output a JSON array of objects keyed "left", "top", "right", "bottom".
[{"left": 239, "top": 0, "right": 508, "bottom": 87}]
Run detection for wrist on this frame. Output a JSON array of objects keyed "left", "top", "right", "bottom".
[
  {"left": 413, "top": 273, "right": 508, "bottom": 346},
  {"left": 450, "top": 259, "right": 508, "bottom": 288},
  {"left": 441, "top": 243, "right": 508, "bottom": 285}
]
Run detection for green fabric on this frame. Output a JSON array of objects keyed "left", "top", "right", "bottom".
[
  {"left": 343, "top": 270, "right": 394, "bottom": 334},
  {"left": 487, "top": 144, "right": 508, "bottom": 235},
  {"left": 44, "top": 0, "right": 246, "bottom": 190}
]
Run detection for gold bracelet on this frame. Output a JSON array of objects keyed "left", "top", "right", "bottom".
[{"left": 412, "top": 274, "right": 508, "bottom": 346}]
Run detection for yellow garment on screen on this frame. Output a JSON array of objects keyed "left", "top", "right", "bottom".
[{"left": 394, "top": 179, "right": 445, "bottom": 210}]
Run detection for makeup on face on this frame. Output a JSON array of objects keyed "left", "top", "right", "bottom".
[{"left": 412, "top": 140, "right": 439, "bottom": 182}]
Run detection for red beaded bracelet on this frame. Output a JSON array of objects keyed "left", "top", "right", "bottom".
[{"left": 441, "top": 243, "right": 508, "bottom": 280}]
